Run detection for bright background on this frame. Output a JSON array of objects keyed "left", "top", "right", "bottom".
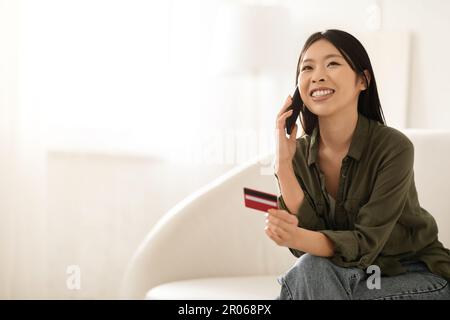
[{"left": 1, "top": 0, "right": 450, "bottom": 298}]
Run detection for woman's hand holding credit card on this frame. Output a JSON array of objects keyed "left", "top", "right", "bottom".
[
  {"left": 265, "top": 207, "right": 299, "bottom": 248},
  {"left": 244, "top": 188, "right": 299, "bottom": 248},
  {"left": 243, "top": 187, "right": 299, "bottom": 248}
]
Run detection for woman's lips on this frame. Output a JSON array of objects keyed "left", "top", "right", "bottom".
[{"left": 311, "top": 91, "right": 334, "bottom": 102}]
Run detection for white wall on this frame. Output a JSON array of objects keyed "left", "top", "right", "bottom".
[{"left": 381, "top": 0, "right": 450, "bottom": 128}]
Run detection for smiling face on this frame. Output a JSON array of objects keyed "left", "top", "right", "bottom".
[{"left": 297, "top": 39, "right": 369, "bottom": 118}]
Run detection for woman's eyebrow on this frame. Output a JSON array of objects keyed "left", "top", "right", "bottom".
[{"left": 302, "top": 54, "right": 343, "bottom": 64}]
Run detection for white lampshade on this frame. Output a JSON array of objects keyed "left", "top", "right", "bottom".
[{"left": 208, "top": 3, "right": 295, "bottom": 76}]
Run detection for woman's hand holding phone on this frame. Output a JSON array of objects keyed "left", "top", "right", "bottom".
[{"left": 274, "top": 95, "right": 298, "bottom": 173}]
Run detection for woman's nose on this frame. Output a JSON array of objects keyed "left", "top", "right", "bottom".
[
  {"left": 312, "top": 69, "right": 326, "bottom": 83},
  {"left": 299, "top": 70, "right": 326, "bottom": 84}
]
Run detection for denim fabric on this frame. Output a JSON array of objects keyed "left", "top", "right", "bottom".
[{"left": 275, "top": 253, "right": 450, "bottom": 300}]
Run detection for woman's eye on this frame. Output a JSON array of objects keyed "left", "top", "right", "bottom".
[{"left": 301, "top": 61, "right": 340, "bottom": 72}]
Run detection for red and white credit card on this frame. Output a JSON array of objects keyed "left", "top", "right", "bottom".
[{"left": 243, "top": 187, "right": 279, "bottom": 213}]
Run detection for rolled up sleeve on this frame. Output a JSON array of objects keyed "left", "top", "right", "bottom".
[{"left": 319, "top": 144, "right": 414, "bottom": 269}]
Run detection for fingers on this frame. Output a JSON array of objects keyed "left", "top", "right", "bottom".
[
  {"left": 265, "top": 218, "right": 289, "bottom": 239},
  {"left": 276, "top": 109, "right": 294, "bottom": 129},
  {"left": 289, "top": 124, "right": 298, "bottom": 139},
  {"left": 267, "top": 209, "right": 298, "bottom": 225},
  {"left": 265, "top": 209, "right": 299, "bottom": 246},
  {"left": 265, "top": 225, "right": 284, "bottom": 244},
  {"left": 265, "top": 213, "right": 293, "bottom": 242},
  {"left": 277, "top": 95, "right": 293, "bottom": 118}
]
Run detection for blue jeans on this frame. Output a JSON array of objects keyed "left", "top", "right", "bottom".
[{"left": 276, "top": 253, "right": 450, "bottom": 300}]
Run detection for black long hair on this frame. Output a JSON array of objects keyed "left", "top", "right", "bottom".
[{"left": 295, "top": 29, "right": 386, "bottom": 135}]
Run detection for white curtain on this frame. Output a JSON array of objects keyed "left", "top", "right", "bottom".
[{"left": 0, "top": 0, "right": 48, "bottom": 299}]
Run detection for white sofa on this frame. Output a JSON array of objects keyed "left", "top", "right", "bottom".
[{"left": 120, "top": 129, "right": 450, "bottom": 300}]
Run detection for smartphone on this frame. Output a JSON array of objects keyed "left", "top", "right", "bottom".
[{"left": 285, "top": 87, "right": 303, "bottom": 135}]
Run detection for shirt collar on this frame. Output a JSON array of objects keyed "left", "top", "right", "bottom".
[{"left": 307, "top": 112, "right": 370, "bottom": 166}]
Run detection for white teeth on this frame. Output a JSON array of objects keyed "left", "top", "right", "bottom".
[{"left": 312, "top": 89, "right": 334, "bottom": 97}]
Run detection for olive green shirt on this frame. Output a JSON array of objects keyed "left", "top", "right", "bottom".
[{"left": 275, "top": 112, "right": 450, "bottom": 281}]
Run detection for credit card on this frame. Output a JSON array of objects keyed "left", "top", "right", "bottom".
[{"left": 243, "top": 187, "right": 278, "bottom": 213}]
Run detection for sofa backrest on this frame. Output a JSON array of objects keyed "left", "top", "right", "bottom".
[{"left": 400, "top": 129, "right": 450, "bottom": 248}]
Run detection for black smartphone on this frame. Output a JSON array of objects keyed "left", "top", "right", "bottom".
[{"left": 285, "top": 87, "right": 302, "bottom": 135}]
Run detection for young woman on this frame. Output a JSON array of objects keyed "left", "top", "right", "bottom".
[{"left": 266, "top": 29, "right": 450, "bottom": 300}]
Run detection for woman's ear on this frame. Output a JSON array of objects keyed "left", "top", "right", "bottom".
[{"left": 362, "top": 69, "right": 371, "bottom": 90}]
